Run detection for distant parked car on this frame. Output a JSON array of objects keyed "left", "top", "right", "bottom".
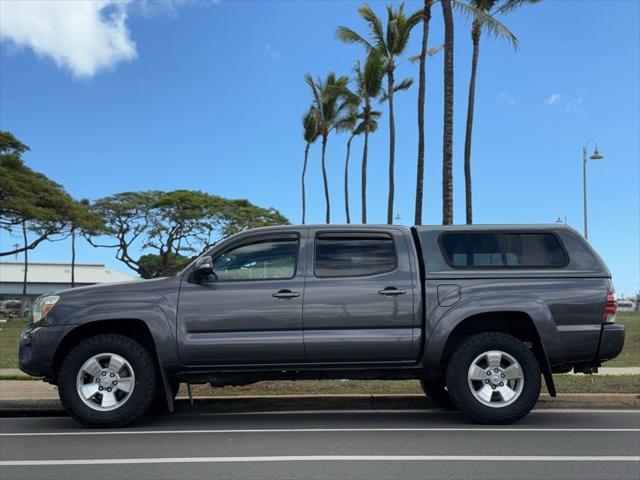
[
  {"left": 0, "top": 299, "right": 22, "bottom": 318},
  {"left": 19, "top": 224, "right": 624, "bottom": 427}
]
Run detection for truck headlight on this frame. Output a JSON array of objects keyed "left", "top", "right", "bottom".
[{"left": 31, "top": 295, "right": 60, "bottom": 324}]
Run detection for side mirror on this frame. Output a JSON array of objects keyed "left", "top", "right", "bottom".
[{"left": 193, "top": 256, "right": 214, "bottom": 280}]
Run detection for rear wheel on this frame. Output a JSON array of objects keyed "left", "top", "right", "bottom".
[
  {"left": 58, "top": 334, "right": 157, "bottom": 427},
  {"left": 445, "top": 332, "right": 541, "bottom": 424},
  {"left": 419, "top": 378, "right": 456, "bottom": 410}
]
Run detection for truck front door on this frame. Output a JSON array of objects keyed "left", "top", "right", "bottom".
[{"left": 177, "top": 230, "right": 307, "bottom": 366}]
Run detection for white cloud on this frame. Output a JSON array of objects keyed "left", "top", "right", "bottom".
[
  {"left": 0, "top": 0, "right": 137, "bottom": 78},
  {"left": 264, "top": 45, "right": 280, "bottom": 62},
  {"left": 498, "top": 93, "right": 516, "bottom": 105},
  {"left": 544, "top": 93, "right": 563, "bottom": 105}
]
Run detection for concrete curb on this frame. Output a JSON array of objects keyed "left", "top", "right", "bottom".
[{"left": 1, "top": 393, "right": 638, "bottom": 417}]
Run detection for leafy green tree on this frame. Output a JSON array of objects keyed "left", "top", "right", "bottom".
[
  {"left": 461, "top": 0, "right": 537, "bottom": 224},
  {"left": 301, "top": 109, "right": 320, "bottom": 224},
  {"left": 337, "top": 3, "right": 422, "bottom": 224},
  {"left": 304, "top": 73, "right": 355, "bottom": 223},
  {"left": 137, "top": 252, "right": 191, "bottom": 279},
  {"left": 0, "top": 131, "right": 105, "bottom": 305},
  {"left": 87, "top": 190, "right": 288, "bottom": 278},
  {"left": 0, "top": 131, "right": 83, "bottom": 256}
]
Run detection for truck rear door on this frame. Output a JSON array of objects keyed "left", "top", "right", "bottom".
[{"left": 301, "top": 227, "right": 418, "bottom": 363}]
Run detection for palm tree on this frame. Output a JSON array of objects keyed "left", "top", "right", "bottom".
[
  {"left": 337, "top": 3, "right": 422, "bottom": 224},
  {"left": 301, "top": 109, "right": 320, "bottom": 224},
  {"left": 441, "top": 0, "right": 455, "bottom": 225},
  {"left": 305, "top": 73, "right": 355, "bottom": 223},
  {"left": 461, "top": 0, "right": 537, "bottom": 224},
  {"left": 342, "top": 107, "right": 381, "bottom": 224},
  {"left": 415, "top": 0, "right": 435, "bottom": 226},
  {"left": 351, "top": 55, "right": 384, "bottom": 223}
]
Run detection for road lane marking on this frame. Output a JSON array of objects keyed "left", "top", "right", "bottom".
[
  {"left": 2, "top": 427, "right": 639, "bottom": 437},
  {"left": 2, "top": 455, "right": 639, "bottom": 466}
]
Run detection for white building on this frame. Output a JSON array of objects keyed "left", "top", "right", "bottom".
[
  {"left": 0, "top": 262, "right": 137, "bottom": 301},
  {"left": 617, "top": 297, "right": 638, "bottom": 313}
]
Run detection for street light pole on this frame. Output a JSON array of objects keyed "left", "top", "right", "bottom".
[{"left": 582, "top": 140, "right": 603, "bottom": 239}]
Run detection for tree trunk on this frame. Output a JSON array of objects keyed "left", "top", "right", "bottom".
[
  {"left": 302, "top": 142, "right": 310, "bottom": 224},
  {"left": 21, "top": 221, "right": 28, "bottom": 316},
  {"left": 321, "top": 133, "right": 330, "bottom": 223},
  {"left": 464, "top": 22, "right": 480, "bottom": 225},
  {"left": 441, "top": 0, "right": 455, "bottom": 225},
  {"left": 362, "top": 108, "right": 370, "bottom": 224},
  {"left": 387, "top": 69, "right": 396, "bottom": 225},
  {"left": 415, "top": 0, "right": 432, "bottom": 226},
  {"left": 71, "top": 227, "right": 76, "bottom": 288},
  {"left": 344, "top": 135, "right": 354, "bottom": 224}
]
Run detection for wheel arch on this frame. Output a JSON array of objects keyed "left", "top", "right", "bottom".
[
  {"left": 424, "top": 297, "right": 563, "bottom": 396},
  {"left": 51, "top": 319, "right": 176, "bottom": 411}
]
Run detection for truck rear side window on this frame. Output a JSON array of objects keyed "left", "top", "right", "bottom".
[
  {"left": 504, "top": 233, "right": 567, "bottom": 267},
  {"left": 440, "top": 233, "right": 503, "bottom": 267},
  {"left": 315, "top": 233, "right": 396, "bottom": 277},
  {"left": 440, "top": 232, "right": 568, "bottom": 268}
]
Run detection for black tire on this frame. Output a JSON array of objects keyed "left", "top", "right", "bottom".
[
  {"left": 58, "top": 334, "right": 157, "bottom": 428},
  {"left": 420, "top": 378, "right": 456, "bottom": 410},
  {"left": 445, "top": 332, "right": 541, "bottom": 425}
]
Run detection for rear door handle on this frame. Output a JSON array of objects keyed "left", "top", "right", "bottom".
[
  {"left": 272, "top": 289, "right": 300, "bottom": 299},
  {"left": 378, "top": 287, "right": 406, "bottom": 296}
]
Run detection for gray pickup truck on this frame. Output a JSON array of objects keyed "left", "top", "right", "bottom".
[{"left": 19, "top": 224, "right": 624, "bottom": 427}]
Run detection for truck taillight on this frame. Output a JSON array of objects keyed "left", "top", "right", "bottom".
[{"left": 603, "top": 290, "right": 617, "bottom": 324}]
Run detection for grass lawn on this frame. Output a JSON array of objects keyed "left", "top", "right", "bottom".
[
  {"left": 0, "top": 317, "right": 26, "bottom": 369},
  {"left": 179, "top": 375, "right": 640, "bottom": 397},
  {"left": 605, "top": 312, "right": 639, "bottom": 367}
]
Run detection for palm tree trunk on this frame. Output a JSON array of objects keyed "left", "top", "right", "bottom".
[
  {"left": 387, "top": 69, "right": 396, "bottom": 225},
  {"left": 441, "top": 0, "right": 454, "bottom": 225},
  {"left": 21, "top": 220, "right": 28, "bottom": 316},
  {"left": 464, "top": 22, "right": 480, "bottom": 225},
  {"left": 321, "top": 133, "right": 330, "bottom": 223},
  {"left": 362, "top": 111, "right": 370, "bottom": 224},
  {"left": 415, "top": 0, "right": 432, "bottom": 226},
  {"left": 71, "top": 227, "right": 76, "bottom": 288},
  {"left": 302, "top": 142, "right": 310, "bottom": 224},
  {"left": 344, "top": 135, "right": 354, "bottom": 224}
]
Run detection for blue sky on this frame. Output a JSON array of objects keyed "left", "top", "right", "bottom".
[{"left": 1, "top": 0, "right": 638, "bottom": 296}]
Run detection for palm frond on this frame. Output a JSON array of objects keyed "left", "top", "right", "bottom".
[
  {"left": 428, "top": 44, "right": 444, "bottom": 56},
  {"left": 358, "top": 4, "right": 388, "bottom": 53},
  {"left": 336, "top": 26, "right": 374, "bottom": 51},
  {"left": 393, "top": 77, "right": 413, "bottom": 92},
  {"left": 452, "top": 0, "right": 519, "bottom": 50},
  {"left": 495, "top": 0, "right": 541, "bottom": 16}
]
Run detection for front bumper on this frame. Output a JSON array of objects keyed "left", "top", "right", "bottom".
[
  {"left": 18, "top": 324, "right": 76, "bottom": 380},
  {"left": 597, "top": 323, "right": 625, "bottom": 362}
]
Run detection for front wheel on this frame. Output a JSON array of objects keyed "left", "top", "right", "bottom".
[
  {"left": 445, "top": 332, "right": 541, "bottom": 424},
  {"left": 58, "top": 334, "right": 157, "bottom": 427}
]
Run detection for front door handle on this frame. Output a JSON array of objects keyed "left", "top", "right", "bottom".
[
  {"left": 378, "top": 287, "right": 406, "bottom": 296},
  {"left": 272, "top": 289, "right": 300, "bottom": 299}
]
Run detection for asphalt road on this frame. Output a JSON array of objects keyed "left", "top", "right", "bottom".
[{"left": 1, "top": 409, "right": 639, "bottom": 480}]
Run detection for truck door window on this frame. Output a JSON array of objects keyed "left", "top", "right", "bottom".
[
  {"left": 314, "top": 233, "right": 396, "bottom": 278},
  {"left": 211, "top": 237, "right": 298, "bottom": 281}
]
